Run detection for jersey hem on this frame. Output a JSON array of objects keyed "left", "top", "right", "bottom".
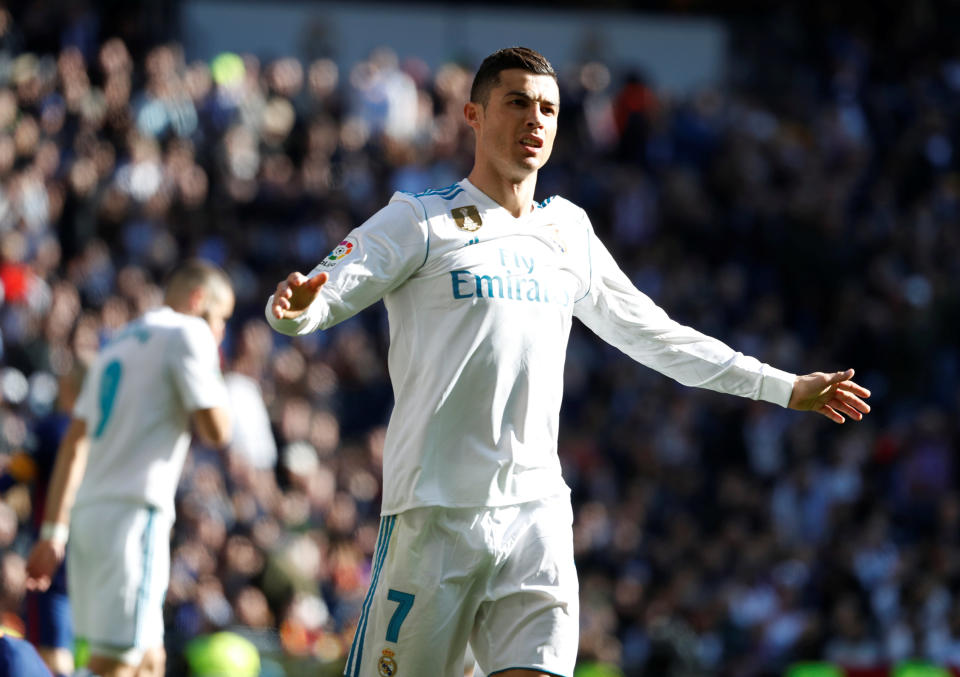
[
  {"left": 379, "top": 488, "right": 571, "bottom": 516},
  {"left": 487, "top": 667, "right": 570, "bottom": 677},
  {"left": 72, "top": 496, "right": 173, "bottom": 520}
]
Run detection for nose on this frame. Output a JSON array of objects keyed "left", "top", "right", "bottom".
[{"left": 526, "top": 104, "right": 545, "bottom": 128}]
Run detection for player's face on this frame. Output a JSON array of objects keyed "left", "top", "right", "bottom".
[
  {"left": 467, "top": 69, "right": 559, "bottom": 181},
  {"left": 202, "top": 290, "right": 234, "bottom": 346}
]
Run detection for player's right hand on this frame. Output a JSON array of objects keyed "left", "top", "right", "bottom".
[
  {"left": 788, "top": 368, "right": 871, "bottom": 423},
  {"left": 25, "top": 539, "right": 66, "bottom": 592},
  {"left": 271, "top": 271, "right": 328, "bottom": 320}
]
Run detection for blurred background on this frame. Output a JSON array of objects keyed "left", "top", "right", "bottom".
[{"left": 0, "top": 1, "right": 958, "bottom": 675}]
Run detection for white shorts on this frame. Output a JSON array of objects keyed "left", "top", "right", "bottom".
[
  {"left": 67, "top": 501, "right": 171, "bottom": 664},
  {"left": 344, "top": 494, "right": 579, "bottom": 677}
]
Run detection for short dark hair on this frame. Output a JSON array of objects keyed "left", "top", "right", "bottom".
[
  {"left": 164, "top": 258, "right": 233, "bottom": 307},
  {"left": 469, "top": 47, "right": 556, "bottom": 105}
]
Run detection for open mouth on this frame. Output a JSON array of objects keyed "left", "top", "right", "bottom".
[{"left": 520, "top": 136, "right": 543, "bottom": 149}]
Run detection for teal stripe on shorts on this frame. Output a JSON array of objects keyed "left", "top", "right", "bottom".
[
  {"left": 345, "top": 517, "right": 389, "bottom": 675},
  {"left": 347, "top": 515, "right": 396, "bottom": 677},
  {"left": 133, "top": 506, "right": 157, "bottom": 647}
]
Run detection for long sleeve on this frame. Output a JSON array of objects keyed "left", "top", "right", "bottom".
[
  {"left": 573, "top": 222, "right": 796, "bottom": 407},
  {"left": 266, "top": 199, "right": 429, "bottom": 336}
]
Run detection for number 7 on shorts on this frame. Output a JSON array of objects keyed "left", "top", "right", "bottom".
[{"left": 385, "top": 589, "right": 414, "bottom": 643}]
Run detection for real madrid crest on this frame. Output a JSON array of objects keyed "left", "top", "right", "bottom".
[
  {"left": 451, "top": 205, "right": 483, "bottom": 232},
  {"left": 546, "top": 225, "right": 567, "bottom": 253},
  {"left": 378, "top": 647, "right": 398, "bottom": 676}
]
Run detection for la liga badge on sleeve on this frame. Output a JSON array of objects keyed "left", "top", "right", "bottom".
[{"left": 319, "top": 239, "right": 355, "bottom": 268}]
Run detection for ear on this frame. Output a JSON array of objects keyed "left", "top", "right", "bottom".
[{"left": 464, "top": 101, "right": 481, "bottom": 130}]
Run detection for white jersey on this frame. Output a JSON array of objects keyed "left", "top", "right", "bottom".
[
  {"left": 73, "top": 306, "right": 229, "bottom": 517},
  {"left": 267, "top": 178, "right": 796, "bottom": 514}
]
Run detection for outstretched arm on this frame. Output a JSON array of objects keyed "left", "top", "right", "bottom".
[
  {"left": 788, "top": 368, "right": 871, "bottom": 423},
  {"left": 26, "top": 417, "right": 89, "bottom": 591},
  {"left": 573, "top": 224, "right": 875, "bottom": 419},
  {"left": 266, "top": 200, "right": 431, "bottom": 336}
]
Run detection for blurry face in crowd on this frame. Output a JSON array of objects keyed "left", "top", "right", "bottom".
[{"left": 466, "top": 68, "right": 559, "bottom": 183}]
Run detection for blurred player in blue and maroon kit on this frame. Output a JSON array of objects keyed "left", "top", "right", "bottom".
[
  {"left": 24, "top": 369, "right": 82, "bottom": 677},
  {"left": 0, "top": 625, "right": 53, "bottom": 677}
]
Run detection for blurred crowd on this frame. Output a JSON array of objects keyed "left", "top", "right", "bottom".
[{"left": 0, "top": 2, "right": 958, "bottom": 676}]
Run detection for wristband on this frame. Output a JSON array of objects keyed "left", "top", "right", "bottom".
[{"left": 40, "top": 522, "right": 69, "bottom": 545}]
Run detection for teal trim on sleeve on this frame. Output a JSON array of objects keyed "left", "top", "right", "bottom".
[
  {"left": 411, "top": 195, "right": 431, "bottom": 271},
  {"left": 574, "top": 212, "right": 593, "bottom": 304}
]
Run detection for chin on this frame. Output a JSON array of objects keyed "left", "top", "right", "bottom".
[
  {"left": 516, "top": 156, "right": 544, "bottom": 172},
  {"left": 508, "top": 167, "right": 538, "bottom": 183}
]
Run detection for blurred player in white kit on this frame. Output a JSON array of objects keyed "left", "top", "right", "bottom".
[{"left": 26, "top": 260, "right": 234, "bottom": 677}]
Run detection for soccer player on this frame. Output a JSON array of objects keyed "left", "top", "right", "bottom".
[
  {"left": 267, "top": 47, "right": 871, "bottom": 677},
  {"left": 25, "top": 260, "right": 234, "bottom": 677},
  {"left": 25, "top": 368, "right": 84, "bottom": 677},
  {"left": 0, "top": 372, "right": 80, "bottom": 677}
]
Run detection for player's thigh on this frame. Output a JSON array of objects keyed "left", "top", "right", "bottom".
[
  {"left": 344, "top": 510, "right": 487, "bottom": 677},
  {"left": 135, "top": 646, "right": 166, "bottom": 677},
  {"left": 87, "top": 654, "right": 138, "bottom": 677},
  {"left": 37, "top": 646, "right": 74, "bottom": 675},
  {"left": 68, "top": 503, "right": 170, "bottom": 655},
  {"left": 66, "top": 526, "right": 93, "bottom": 638},
  {"left": 471, "top": 496, "right": 579, "bottom": 677}
]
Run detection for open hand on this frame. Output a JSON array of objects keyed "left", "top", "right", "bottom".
[
  {"left": 788, "top": 368, "right": 871, "bottom": 423},
  {"left": 271, "top": 272, "right": 328, "bottom": 320}
]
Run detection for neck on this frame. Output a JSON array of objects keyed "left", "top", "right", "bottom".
[
  {"left": 165, "top": 299, "right": 188, "bottom": 314},
  {"left": 467, "top": 163, "right": 537, "bottom": 218}
]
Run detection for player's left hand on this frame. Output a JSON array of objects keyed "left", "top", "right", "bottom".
[
  {"left": 25, "top": 539, "right": 66, "bottom": 592},
  {"left": 788, "top": 368, "right": 871, "bottom": 423}
]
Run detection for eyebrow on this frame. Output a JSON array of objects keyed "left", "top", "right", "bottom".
[{"left": 503, "top": 90, "right": 559, "bottom": 108}]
